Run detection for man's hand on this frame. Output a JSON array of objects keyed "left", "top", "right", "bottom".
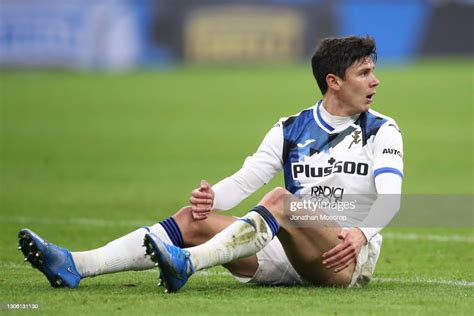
[
  {"left": 322, "top": 228, "right": 367, "bottom": 273},
  {"left": 190, "top": 180, "right": 215, "bottom": 220}
]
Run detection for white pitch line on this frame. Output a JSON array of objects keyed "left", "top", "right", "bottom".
[
  {"left": 0, "top": 215, "right": 147, "bottom": 228},
  {"left": 382, "top": 232, "right": 474, "bottom": 243},
  {"left": 372, "top": 277, "right": 474, "bottom": 287},
  {"left": 3, "top": 262, "right": 472, "bottom": 287},
  {"left": 2, "top": 216, "right": 473, "bottom": 243},
  {"left": 193, "top": 271, "right": 474, "bottom": 287}
]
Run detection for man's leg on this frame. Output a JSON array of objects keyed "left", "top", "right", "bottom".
[
  {"left": 18, "top": 220, "right": 180, "bottom": 287},
  {"left": 173, "top": 207, "right": 259, "bottom": 278},
  {"left": 258, "top": 187, "right": 355, "bottom": 286},
  {"left": 18, "top": 207, "right": 257, "bottom": 287},
  {"left": 73, "top": 207, "right": 257, "bottom": 279},
  {"left": 71, "top": 224, "right": 169, "bottom": 278},
  {"left": 148, "top": 187, "right": 353, "bottom": 292},
  {"left": 145, "top": 202, "right": 281, "bottom": 292}
]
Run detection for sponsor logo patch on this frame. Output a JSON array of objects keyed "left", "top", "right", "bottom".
[
  {"left": 292, "top": 158, "right": 369, "bottom": 179},
  {"left": 382, "top": 148, "right": 403, "bottom": 157},
  {"left": 297, "top": 139, "right": 316, "bottom": 148},
  {"left": 310, "top": 185, "right": 344, "bottom": 202}
]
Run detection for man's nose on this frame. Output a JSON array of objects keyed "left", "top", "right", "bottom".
[{"left": 371, "top": 74, "right": 380, "bottom": 87}]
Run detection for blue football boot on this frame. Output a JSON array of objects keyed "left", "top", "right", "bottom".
[
  {"left": 18, "top": 228, "right": 82, "bottom": 288},
  {"left": 143, "top": 233, "right": 194, "bottom": 293}
]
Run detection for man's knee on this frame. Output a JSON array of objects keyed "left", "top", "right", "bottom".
[
  {"left": 172, "top": 207, "right": 237, "bottom": 247},
  {"left": 172, "top": 206, "right": 193, "bottom": 226},
  {"left": 259, "top": 187, "right": 291, "bottom": 219},
  {"left": 323, "top": 270, "right": 354, "bottom": 288},
  {"left": 171, "top": 207, "right": 203, "bottom": 246}
]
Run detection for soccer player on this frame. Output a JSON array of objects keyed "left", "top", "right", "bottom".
[{"left": 18, "top": 36, "right": 403, "bottom": 292}]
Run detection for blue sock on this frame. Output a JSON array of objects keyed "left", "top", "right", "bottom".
[
  {"left": 158, "top": 217, "right": 184, "bottom": 248},
  {"left": 251, "top": 205, "right": 280, "bottom": 238}
]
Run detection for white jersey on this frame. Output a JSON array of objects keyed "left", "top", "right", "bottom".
[
  {"left": 281, "top": 100, "right": 403, "bottom": 196},
  {"left": 212, "top": 101, "right": 404, "bottom": 240}
]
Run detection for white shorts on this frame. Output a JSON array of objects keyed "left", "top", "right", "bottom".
[{"left": 233, "top": 234, "right": 383, "bottom": 288}]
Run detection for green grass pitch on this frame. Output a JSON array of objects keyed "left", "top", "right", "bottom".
[{"left": 0, "top": 59, "right": 473, "bottom": 315}]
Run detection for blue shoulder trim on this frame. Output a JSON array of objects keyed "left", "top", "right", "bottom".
[{"left": 374, "top": 167, "right": 403, "bottom": 178}]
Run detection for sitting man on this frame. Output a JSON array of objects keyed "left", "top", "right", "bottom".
[{"left": 18, "top": 35, "right": 403, "bottom": 292}]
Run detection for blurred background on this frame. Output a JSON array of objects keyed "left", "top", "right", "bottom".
[
  {"left": 0, "top": 2, "right": 472, "bottom": 311},
  {"left": 1, "top": 0, "right": 473, "bottom": 69},
  {"left": 0, "top": 0, "right": 472, "bottom": 221}
]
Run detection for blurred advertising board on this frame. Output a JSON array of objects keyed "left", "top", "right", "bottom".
[
  {"left": 1, "top": 0, "right": 472, "bottom": 69},
  {"left": 154, "top": 0, "right": 473, "bottom": 64},
  {"left": 183, "top": 5, "right": 305, "bottom": 63},
  {"left": 0, "top": 0, "right": 168, "bottom": 70}
]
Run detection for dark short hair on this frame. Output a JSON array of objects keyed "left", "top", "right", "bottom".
[{"left": 311, "top": 36, "right": 377, "bottom": 94}]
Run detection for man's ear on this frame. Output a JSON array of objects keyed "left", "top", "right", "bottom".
[{"left": 326, "top": 74, "right": 341, "bottom": 91}]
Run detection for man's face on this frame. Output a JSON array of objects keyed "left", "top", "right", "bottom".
[{"left": 337, "top": 57, "right": 380, "bottom": 115}]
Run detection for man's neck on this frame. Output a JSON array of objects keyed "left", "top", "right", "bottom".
[
  {"left": 322, "top": 94, "right": 357, "bottom": 117},
  {"left": 318, "top": 99, "right": 359, "bottom": 132}
]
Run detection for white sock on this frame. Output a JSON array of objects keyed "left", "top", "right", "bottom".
[
  {"left": 187, "top": 210, "right": 277, "bottom": 271},
  {"left": 72, "top": 224, "right": 172, "bottom": 278}
]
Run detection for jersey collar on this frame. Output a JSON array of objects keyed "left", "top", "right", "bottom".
[
  {"left": 313, "top": 100, "right": 361, "bottom": 133},
  {"left": 313, "top": 100, "right": 335, "bottom": 132}
]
